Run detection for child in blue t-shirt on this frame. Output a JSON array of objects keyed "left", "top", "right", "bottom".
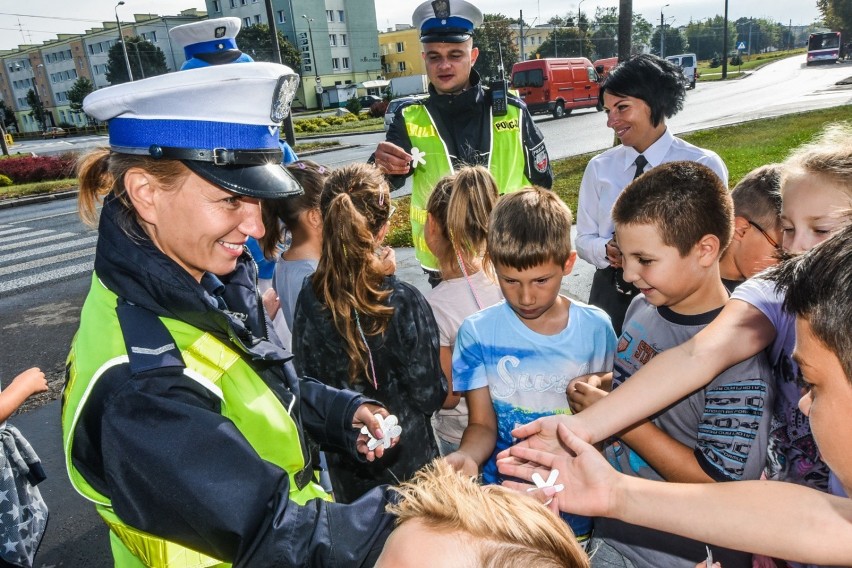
[{"left": 448, "top": 187, "right": 616, "bottom": 547}]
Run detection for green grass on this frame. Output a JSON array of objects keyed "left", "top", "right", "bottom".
[
  {"left": 0, "top": 179, "right": 77, "bottom": 200},
  {"left": 293, "top": 141, "right": 341, "bottom": 153},
  {"left": 390, "top": 106, "right": 851, "bottom": 247},
  {"left": 698, "top": 48, "right": 805, "bottom": 82}
]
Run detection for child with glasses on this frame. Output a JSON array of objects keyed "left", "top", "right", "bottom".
[
  {"left": 719, "top": 164, "right": 783, "bottom": 292},
  {"left": 291, "top": 163, "right": 446, "bottom": 504}
]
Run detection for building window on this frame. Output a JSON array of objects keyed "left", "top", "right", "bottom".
[
  {"left": 342, "top": 57, "right": 349, "bottom": 69},
  {"left": 332, "top": 57, "right": 340, "bottom": 70},
  {"left": 277, "top": 10, "right": 286, "bottom": 23},
  {"left": 243, "top": 16, "right": 251, "bottom": 27},
  {"left": 229, "top": 0, "right": 236, "bottom": 7},
  {"left": 397, "top": 61, "right": 406, "bottom": 72},
  {"left": 254, "top": 14, "right": 261, "bottom": 23},
  {"left": 240, "top": 0, "right": 247, "bottom": 5},
  {"left": 338, "top": 10, "right": 344, "bottom": 22},
  {"left": 329, "top": 34, "right": 336, "bottom": 46},
  {"left": 326, "top": 10, "right": 334, "bottom": 22},
  {"left": 340, "top": 33, "right": 347, "bottom": 46},
  {"left": 213, "top": 0, "right": 221, "bottom": 11},
  {"left": 396, "top": 42, "right": 405, "bottom": 53},
  {"left": 142, "top": 31, "right": 157, "bottom": 42}
]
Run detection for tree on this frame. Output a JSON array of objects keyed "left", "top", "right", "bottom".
[
  {"left": 817, "top": 0, "right": 852, "bottom": 38},
  {"left": 590, "top": 7, "right": 618, "bottom": 59},
  {"left": 25, "top": 89, "right": 48, "bottom": 130},
  {"left": 0, "top": 100, "right": 18, "bottom": 132},
  {"left": 68, "top": 77, "right": 94, "bottom": 121},
  {"left": 472, "top": 14, "right": 519, "bottom": 81},
  {"left": 631, "top": 14, "right": 654, "bottom": 54},
  {"left": 536, "top": 27, "right": 593, "bottom": 58},
  {"left": 684, "top": 16, "right": 735, "bottom": 61},
  {"left": 651, "top": 26, "right": 687, "bottom": 56},
  {"left": 237, "top": 24, "right": 301, "bottom": 70},
  {"left": 106, "top": 37, "right": 168, "bottom": 84}
]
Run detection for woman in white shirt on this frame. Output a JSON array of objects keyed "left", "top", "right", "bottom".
[{"left": 575, "top": 54, "right": 728, "bottom": 334}]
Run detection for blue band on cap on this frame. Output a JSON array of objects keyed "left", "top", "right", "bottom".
[
  {"left": 108, "top": 118, "right": 279, "bottom": 151},
  {"left": 183, "top": 38, "right": 239, "bottom": 59},
  {"left": 420, "top": 16, "right": 474, "bottom": 33}
]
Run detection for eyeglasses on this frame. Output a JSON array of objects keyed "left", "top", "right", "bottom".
[{"left": 747, "top": 219, "right": 780, "bottom": 250}]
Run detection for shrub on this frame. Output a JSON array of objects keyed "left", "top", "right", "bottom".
[
  {"left": 730, "top": 54, "right": 743, "bottom": 66},
  {"left": 0, "top": 174, "right": 12, "bottom": 186},
  {"left": 345, "top": 96, "right": 362, "bottom": 115},
  {"left": 0, "top": 153, "right": 76, "bottom": 184}
]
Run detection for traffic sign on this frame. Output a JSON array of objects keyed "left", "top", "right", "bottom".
[{"left": 737, "top": 41, "right": 746, "bottom": 50}]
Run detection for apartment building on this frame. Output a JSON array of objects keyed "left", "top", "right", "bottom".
[
  {"left": 206, "top": 0, "right": 383, "bottom": 109},
  {"left": 377, "top": 25, "right": 424, "bottom": 78},
  {"left": 0, "top": 9, "right": 205, "bottom": 133}
]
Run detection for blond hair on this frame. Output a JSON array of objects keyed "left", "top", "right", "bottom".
[
  {"left": 387, "top": 460, "right": 589, "bottom": 568},
  {"left": 781, "top": 122, "right": 852, "bottom": 193},
  {"left": 312, "top": 163, "right": 393, "bottom": 384},
  {"left": 425, "top": 165, "right": 498, "bottom": 274}
]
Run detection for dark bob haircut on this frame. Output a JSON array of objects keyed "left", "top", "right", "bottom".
[{"left": 599, "top": 54, "right": 686, "bottom": 127}]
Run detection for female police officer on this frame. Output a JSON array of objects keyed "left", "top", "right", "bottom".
[{"left": 61, "top": 62, "right": 396, "bottom": 567}]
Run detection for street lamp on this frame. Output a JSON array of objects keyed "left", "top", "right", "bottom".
[
  {"left": 115, "top": 1, "right": 134, "bottom": 82},
  {"left": 578, "top": 0, "right": 586, "bottom": 57},
  {"left": 660, "top": 4, "right": 670, "bottom": 58},
  {"left": 302, "top": 15, "right": 322, "bottom": 110}
]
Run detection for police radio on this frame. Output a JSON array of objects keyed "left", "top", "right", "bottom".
[{"left": 491, "top": 43, "right": 508, "bottom": 116}]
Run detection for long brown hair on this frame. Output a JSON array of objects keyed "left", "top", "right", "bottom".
[
  {"left": 312, "top": 163, "right": 393, "bottom": 384},
  {"left": 259, "top": 160, "right": 329, "bottom": 258}
]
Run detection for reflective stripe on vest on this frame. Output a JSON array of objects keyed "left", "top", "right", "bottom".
[
  {"left": 403, "top": 101, "right": 530, "bottom": 269},
  {"left": 62, "top": 273, "right": 329, "bottom": 568}
]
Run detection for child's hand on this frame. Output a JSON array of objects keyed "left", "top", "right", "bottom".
[
  {"left": 444, "top": 450, "right": 479, "bottom": 477},
  {"left": 377, "top": 246, "right": 396, "bottom": 276},
  {"left": 498, "top": 423, "right": 622, "bottom": 517},
  {"left": 261, "top": 288, "right": 280, "bottom": 318},
  {"left": 10, "top": 367, "right": 48, "bottom": 397},
  {"left": 352, "top": 404, "right": 399, "bottom": 462},
  {"left": 495, "top": 415, "right": 589, "bottom": 467},
  {"left": 605, "top": 239, "right": 623, "bottom": 269},
  {"left": 567, "top": 378, "right": 609, "bottom": 413}
]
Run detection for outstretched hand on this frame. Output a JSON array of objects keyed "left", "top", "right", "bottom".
[
  {"left": 498, "top": 423, "right": 621, "bottom": 518},
  {"left": 352, "top": 404, "right": 399, "bottom": 462}
]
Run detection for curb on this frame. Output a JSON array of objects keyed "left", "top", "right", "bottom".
[{"left": 0, "top": 188, "right": 78, "bottom": 210}]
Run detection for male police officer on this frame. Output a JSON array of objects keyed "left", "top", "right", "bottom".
[{"left": 372, "top": 0, "right": 552, "bottom": 272}]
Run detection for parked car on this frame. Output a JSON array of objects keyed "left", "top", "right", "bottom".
[
  {"left": 383, "top": 94, "right": 428, "bottom": 131},
  {"left": 666, "top": 53, "right": 699, "bottom": 89},
  {"left": 41, "top": 127, "right": 69, "bottom": 139},
  {"left": 511, "top": 57, "right": 602, "bottom": 119},
  {"left": 358, "top": 95, "right": 382, "bottom": 109}
]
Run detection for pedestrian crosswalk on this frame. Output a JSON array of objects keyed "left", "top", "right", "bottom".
[{"left": 0, "top": 219, "right": 96, "bottom": 297}]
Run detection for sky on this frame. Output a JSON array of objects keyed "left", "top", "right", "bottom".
[{"left": 0, "top": 0, "right": 823, "bottom": 52}]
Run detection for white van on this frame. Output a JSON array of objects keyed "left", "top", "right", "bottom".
[{"left": 666, "top": 53, "right": 698, "bottom": 89}]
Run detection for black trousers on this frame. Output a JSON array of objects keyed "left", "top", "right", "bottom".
[{"left": 589, "top": 266, "right": 635, "bottom": 336}]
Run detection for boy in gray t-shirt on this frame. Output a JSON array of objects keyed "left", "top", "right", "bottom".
[{"left": 569, "top": 162, "right": 774, "bottom": 568}]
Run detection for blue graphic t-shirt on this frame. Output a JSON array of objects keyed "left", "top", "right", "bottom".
[{"left": 453, "top": 299, "right": 615, "bottom": 538}]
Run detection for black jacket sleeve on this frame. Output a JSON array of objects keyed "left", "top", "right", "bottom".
[
  {"left": 516, "top": 99, "right": 554, "bottom": 188},
  {"left": 368, "top": 105, "right": 414, "bottom": 190},
  {"left": 84, "top": 366, "right": 394, "bottom": 568}
]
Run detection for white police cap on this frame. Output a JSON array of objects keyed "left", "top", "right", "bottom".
[
  {"left": 83, "top": 62, "right": 302, "bottom": 198},
  {"left": 413, "top": 0, "right": 483, "bottom": 43},
  {"left": 169, "top": 17, "right": 253, "bottom": 70}
]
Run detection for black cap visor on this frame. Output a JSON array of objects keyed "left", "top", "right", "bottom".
[
  {"left": 420, "top": 30, "right": 472, "bottom": 43},
  {"left": 182, "top": 159, "right": 304, "bottom": 199}
]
